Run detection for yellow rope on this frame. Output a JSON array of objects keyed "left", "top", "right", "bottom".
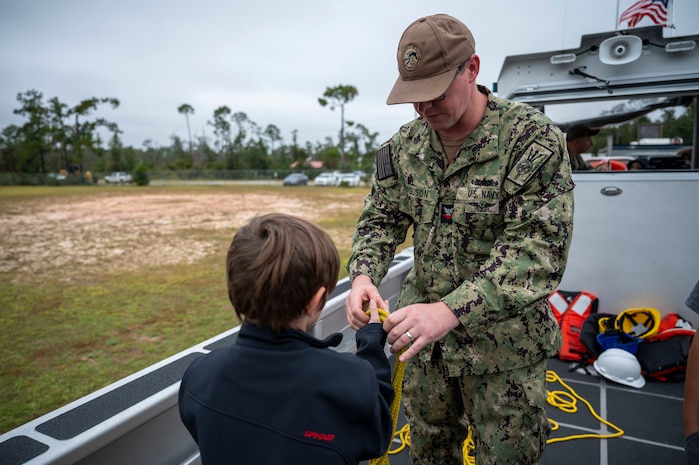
[
  {"left": 366, "top": 308, "right": 622, "bottom": 464},
  {"left": 545, "top": 370, "right": 625, "bottom": 443},
  {"left": 462, "top": 427, "right": 476, "bottom": 465},
  {"left": 369, "top": 308, "right": 406, "bottom": 465}
]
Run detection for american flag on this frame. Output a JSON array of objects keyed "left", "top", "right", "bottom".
[{"left": 619, "top": 0, "right": 671, "bottom": 28}]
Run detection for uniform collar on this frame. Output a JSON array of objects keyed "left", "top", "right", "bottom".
[{"left": 405, "top": 86, "right": 500, "bottom": 172}]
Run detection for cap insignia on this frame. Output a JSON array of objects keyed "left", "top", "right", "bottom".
[{"left": 403, "top": 43, "right": 422, "bottom": 71}]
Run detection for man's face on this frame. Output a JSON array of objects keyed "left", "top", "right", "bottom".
[
  {"left": 576, "top": 136, "right": 594, "bottom": 153},
  {"left": 411, "top": 57, "right": 477, "bottom": 133}
]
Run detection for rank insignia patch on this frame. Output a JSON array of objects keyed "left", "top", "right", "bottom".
[{"left": 440, "top": 203, "right": 454, "bottom": 224}]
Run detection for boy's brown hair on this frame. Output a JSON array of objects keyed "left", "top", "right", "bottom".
[{"left": 226, "top": 213, "right": 339, "bottom": 333}]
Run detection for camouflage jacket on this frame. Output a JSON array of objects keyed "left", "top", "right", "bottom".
[{"left": 348, "top": 88, "right": 575, "bottom": 376}]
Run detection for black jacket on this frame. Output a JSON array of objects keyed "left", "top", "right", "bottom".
[{"left": 178, "top": 322, "right": 394, "bottom": 465}]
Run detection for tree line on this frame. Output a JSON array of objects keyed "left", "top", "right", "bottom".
[
  {"left": 593, "top": 99, "right": 696, "bottom": 149},
  {"left": 0, "top": 87, "right": 694, "bottom": 184},
  {"left": 0, "top": 84, "right": 377, "bottom": 183}
]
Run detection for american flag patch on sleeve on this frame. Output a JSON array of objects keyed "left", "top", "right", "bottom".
[{"left": 375, "top": 145, "right": 394, "bottom": 180}]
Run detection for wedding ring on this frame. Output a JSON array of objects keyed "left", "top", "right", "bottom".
[{"left": 405, "top": 330, "right": 414, "bottom": 342}]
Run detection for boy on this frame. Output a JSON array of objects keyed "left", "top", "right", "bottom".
[{"left": 179, "top": 213, "right": 394, "bottom": 465}]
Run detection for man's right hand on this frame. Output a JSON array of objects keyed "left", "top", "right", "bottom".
[{"left": 345, "top": 275, "right": 388, "bottom": 330}]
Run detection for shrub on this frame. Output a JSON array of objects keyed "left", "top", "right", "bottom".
[{"left": 133, "top": 165, "right": 150, "bottom": 186}]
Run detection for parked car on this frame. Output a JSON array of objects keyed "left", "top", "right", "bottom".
[
  {"left": 337, "top": 172, "right": 361, "bottom": 187},
  {"left": 282, "top": 173, "right": 308, "bottom": 186},
  {"left": 104, "top": 172, "right": 132, "bottom": 184},
  {"left": 314, "top": 172, "right": 339, "bottom": 186},
  {"left": 313, "top": 172, "right": 334, "bottom": 186}
]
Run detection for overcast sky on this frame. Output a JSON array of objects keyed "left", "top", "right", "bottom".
[{"left": 1, "top": 0, "right": 697, "bottom": 149}]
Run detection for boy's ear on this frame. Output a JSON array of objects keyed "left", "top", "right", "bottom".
[{"left": 304, "top": 287, "right": 326, "bottom": 317}]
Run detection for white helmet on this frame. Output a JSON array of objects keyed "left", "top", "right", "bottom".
[{"left": 593, "top": 348, "right": 646, "bottom": 388}]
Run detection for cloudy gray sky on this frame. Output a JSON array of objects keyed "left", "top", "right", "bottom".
[{"left": 1, "top": 0, "right": 697, "bottom": 149}]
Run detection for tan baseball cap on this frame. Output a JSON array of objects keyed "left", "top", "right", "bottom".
[{"left": 386, "top": 14, "right": 475, "bottom": 105}]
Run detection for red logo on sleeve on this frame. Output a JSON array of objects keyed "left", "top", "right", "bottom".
[{"left": 303, "top": 430, "right": 336, "bottom": 442}]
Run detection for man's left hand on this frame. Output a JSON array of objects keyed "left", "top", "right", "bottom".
[{"left": 383, "top": 302, "right": 460, "bottom": 362}]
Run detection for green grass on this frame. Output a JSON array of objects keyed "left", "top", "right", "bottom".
[
  {"left": 0, "top": 183, "right": 407, "bottom": 433},
  {"left": 0, "top": 256, "right": 235, "bottom": 432}
]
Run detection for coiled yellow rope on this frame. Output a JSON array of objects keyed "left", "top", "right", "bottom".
[
  {"left": 545, "top": 370, "right": 624, "bottom": 443},
  {"left": 367, "top": 308, "right": 622, "bottom": 464}
]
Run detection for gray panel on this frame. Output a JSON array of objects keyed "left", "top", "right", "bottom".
[
  {"left": 497, "top": 26, "right": 699, "bottom": 105},
  {"left": 559, "top": 171, "right": 699, "bottom": 327}
]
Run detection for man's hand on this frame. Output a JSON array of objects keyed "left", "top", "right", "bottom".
[
  {"left": 345, "top": 275, "right": 388, "bottom": 330},
  {"left": 383, "top": 302, "right": 460, "bottom": 362}
]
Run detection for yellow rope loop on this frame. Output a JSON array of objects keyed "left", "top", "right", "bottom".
[
  {"left": 545, "top": 370, "right": 625, "bottom": 444},
  {"left": 388, "top": 423, "right": 410, "bottom": 454},
  {"left": 547, "top": 390, "right": 577, "bottom": 414},
  {"left": 548, "top": 418, "right": 560, "bottom": 432},
  {"left": 461, "top": 427, "right": 476, "bottom": 465}
]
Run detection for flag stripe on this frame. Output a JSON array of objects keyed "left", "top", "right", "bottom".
[{"left": 619, "top": 0, "right": 670, "bottom": 28}]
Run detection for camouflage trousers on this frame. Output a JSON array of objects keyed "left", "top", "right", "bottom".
[{"left": 402, "top": 350, "right": 551, "bottom": 465}]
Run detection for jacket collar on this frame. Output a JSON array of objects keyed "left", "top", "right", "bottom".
[{"left": 237, "top": 322, "right": 343, "bottom": 350}]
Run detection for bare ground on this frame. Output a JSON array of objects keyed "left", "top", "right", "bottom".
[{"left": 0, "top": 189, "right": 365, "bottom": 282}]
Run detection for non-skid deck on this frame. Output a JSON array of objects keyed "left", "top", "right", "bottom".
[{"left": 364, "top": 357, "right": 685, "bottom": 465}]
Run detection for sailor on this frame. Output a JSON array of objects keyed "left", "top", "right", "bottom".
[
  {"left": 345, "top": 14, "right": 574, "bottom": 465},
  {"left": 566, "top": 124, "right": 600, "bottom": 171}
]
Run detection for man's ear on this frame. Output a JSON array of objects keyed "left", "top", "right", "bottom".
[
  {"left": 304, "top": 287, "right": 326, "bottom": 317},
  {"left": 467, "top": 54, "right": 480, "bottom": 82}
]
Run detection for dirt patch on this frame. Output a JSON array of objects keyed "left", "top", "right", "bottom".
[{"left": 0, "top": 190, "right": 364, "bottom": 282}]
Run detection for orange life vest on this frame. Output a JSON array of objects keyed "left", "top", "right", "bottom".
[{"left": 548, "top": 290, "right": 599, "bottom": 361}]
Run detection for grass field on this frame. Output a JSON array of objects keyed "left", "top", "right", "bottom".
[{"left": 0, "top": 183, "right": 391, "bottom": 433}]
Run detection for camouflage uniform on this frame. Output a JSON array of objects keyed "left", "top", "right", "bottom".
[{"left": 348, "top": 87, "right": 574, "bottom": 464}]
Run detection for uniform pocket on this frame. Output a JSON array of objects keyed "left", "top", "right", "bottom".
[{"left": 401, "top": 186, "right": 437, "bottom": 225}]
